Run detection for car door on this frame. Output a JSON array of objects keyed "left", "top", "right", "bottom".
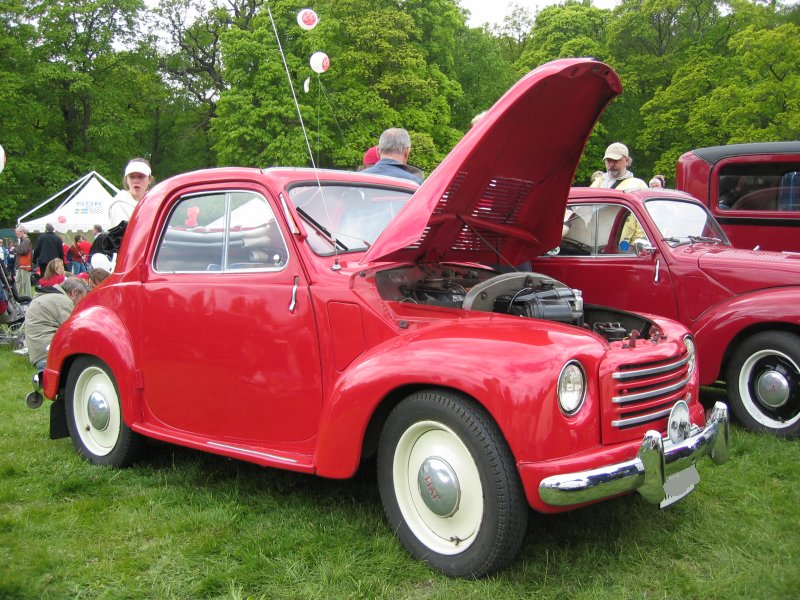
[
  {"left": 534, "top": 203, "right": 681, "bottom": 320},
  {"left": 138, "top": 187, "right": 323, "bottom": 444}
]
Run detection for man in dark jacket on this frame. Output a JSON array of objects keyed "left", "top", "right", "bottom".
[
  {"left": 88, "top": 224, "right": 111, "bottom": 260},
  {"left": 32, "top": 223, "right": 64, "bottom": 276}
]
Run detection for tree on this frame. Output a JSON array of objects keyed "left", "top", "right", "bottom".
[{"left": 210, "top": 0, "right": 464, "bottom": 173}]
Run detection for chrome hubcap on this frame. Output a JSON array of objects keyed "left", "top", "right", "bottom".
[
  {"left": 87, "top": 391, "right": 110, "bottom": 431},
  {"left": 755, "top": 370, "right": 790, "bottom": 408},
  {"left": 417, "top": 457, "right": 460, "bottom": 517}
]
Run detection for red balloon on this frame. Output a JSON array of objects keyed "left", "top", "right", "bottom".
[{"left": 297, "top": 9, "right": 318, "bottom": 30}]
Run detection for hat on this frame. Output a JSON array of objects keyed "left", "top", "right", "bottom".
[
  {"left": 603, "top": 142, "right": 630, "bottom": 161},
  {"left": 124, "top": 160, "right": 151, "bottom": 177},
  {"left": 363, "top": 146, "right": 379, "bottom": 166}
]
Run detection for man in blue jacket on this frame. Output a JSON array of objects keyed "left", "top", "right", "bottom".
[{"left": 362, "top": 128, "right": 423, "bottom": 185}]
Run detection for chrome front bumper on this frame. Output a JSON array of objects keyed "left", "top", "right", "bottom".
[{"left": 539, "top": 402, "right": 729, "bottom": 508}]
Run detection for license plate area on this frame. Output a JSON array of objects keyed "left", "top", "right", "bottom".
[{"left": 660, "top": 464, "right": 700, "bottom": 508}]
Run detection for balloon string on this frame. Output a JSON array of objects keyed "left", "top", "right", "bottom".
[
  {"left": 317, "top": 81, "right": 346, "bottom": 138},
  {"left": 266, "top": 4, "right": 340, "bottom": 266},
  {"left": 267, "top": 4, "right": 316, "bottom": 171}
]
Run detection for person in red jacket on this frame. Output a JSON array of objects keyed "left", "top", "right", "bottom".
[{"left": 69, "top": 234, "right": 92, "bottom": 274}]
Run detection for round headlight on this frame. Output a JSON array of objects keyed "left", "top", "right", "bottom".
[
  {"left": 683, "top": 335, "right": 696, "bottom": 377},
  {"left": 558, "top": 361, "right": 586, "bottom": 416}
]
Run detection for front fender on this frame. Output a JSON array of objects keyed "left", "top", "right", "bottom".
[
  {"left": 45, "top": 305, "right": 138, "bottom": 424},
  {"left": 314, "top": 319, "right": 605, "bottom": 478},
  {"left": 692, "top": 288, "right": 800, "bottom": 384}
]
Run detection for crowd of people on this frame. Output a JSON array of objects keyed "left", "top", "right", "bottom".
[{"left": 5, "top": 157, "right": 150, "bottom": 371}]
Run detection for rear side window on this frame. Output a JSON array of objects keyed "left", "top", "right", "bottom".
[
  {"left": 717, "top": 163, "right": 800, "bottom": 211},
  {"left": 154, "top": 191, "right": 288, "bottom": 272}
]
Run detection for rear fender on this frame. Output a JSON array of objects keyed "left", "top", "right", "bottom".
[{"left": 45, "top": 305, "right": 138, "bottom": 425}]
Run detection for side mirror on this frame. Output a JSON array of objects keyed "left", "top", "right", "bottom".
[{"left": 633, "top": 238, "right": 656, "bottom": 256}]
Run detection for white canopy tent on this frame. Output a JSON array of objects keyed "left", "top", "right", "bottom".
[{"left": 18, "top": 171, "right": 120, "bottom": 234}]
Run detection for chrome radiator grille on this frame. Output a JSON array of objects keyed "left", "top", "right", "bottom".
[{"left": 603, "top": 350, "right": 691, "bottom": 444}]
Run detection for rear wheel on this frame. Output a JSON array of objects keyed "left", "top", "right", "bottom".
[
  {"left": 377, "top": 390, "right": 528, "bottom": 578},
  {"left": 726, "top": 331, "right": 800, "bottom": 438},
  {"left": 66, "top": 357, "right": 143, "bottom": 466}
]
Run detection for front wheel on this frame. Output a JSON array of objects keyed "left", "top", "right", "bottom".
[
  {"left": 377, "top": 390, "right": 528, "bottom": 578},
  {"left": 66, "top": 357, "right": 143, "bottom": 466},
  {"left": 726, "top": 331, "right": 800, "bottom": 438}
]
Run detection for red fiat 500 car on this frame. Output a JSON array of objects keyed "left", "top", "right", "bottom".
[
  {"left": 534, "top": 187, "right": 800, "bottom": 438},
  {"left": 38, "top": 60, "right": 728, "bottom": 578}
]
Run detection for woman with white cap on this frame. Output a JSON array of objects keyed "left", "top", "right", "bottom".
[{"left": 108, "top": 158, "right": 154, "bottom": 225}]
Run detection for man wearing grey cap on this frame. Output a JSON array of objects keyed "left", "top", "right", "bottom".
[
  {"left": 590, "top": 142, "right": 648, "bottom": 191},
  {"left": 591, "top": 142, "right": 648, "bottom": 249}
]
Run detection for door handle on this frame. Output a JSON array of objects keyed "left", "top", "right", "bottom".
[{"left": 289, "top": 276, "right": 299, "bottom": 313}]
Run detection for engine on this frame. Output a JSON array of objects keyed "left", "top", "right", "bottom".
[{"left": 376, "top": 265, "right": 646, "bottom": 343}]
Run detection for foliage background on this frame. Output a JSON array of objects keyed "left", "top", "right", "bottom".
[{"left": 1, "top": 0, "right": 798, "bottom": 226}]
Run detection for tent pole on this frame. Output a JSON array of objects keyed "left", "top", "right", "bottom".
[{"left": 16, "top": 173, "right": 92, "bottom": 223}]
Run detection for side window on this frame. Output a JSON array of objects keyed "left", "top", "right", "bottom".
[
  {"left": 154, "top": 191, "right": 288, "bottom": 272},
  {"left": 557, "top": 204, "right": 645, "bottom": 256},
  {"left": 779, "top": 171, "right": 800, "bottom": 211},
  {"left": 617, "top": 210, "right": 647, "bottom": 251},
  {"left": 225, "top": 192, "right": 287, "bottom": 270},
  {"left": 717, "top": 163, "right": 800, "bottom": 211},
  {"left": 156, "top": 193, "right": 226, "bottom": 272},
  {"left": 559, "top": 205, "right": 597, "bottom": 255}
]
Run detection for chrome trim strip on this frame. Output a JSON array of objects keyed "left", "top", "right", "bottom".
[
  {"left": 613, "top": 355, "right": 689, "bottom": 380},
  {"left": 612, "top": 375, "right": 691, "bottom": 404},
  {"left": 612, "top": 406, "right": 672, "bottom": 428},
  {"left": 207, "top": 441, "right": 299, "bottom": 464},
  {"left": 539, "top": 402, "right": 729, "bottom": 508}
]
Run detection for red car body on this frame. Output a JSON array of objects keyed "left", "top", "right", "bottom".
[
  {"left": 39, "top": 59, "right": 728, "bottom": 578},
  {"left": 534, "top": 187, "right": 800, "bottom": 438},
  {"left": 676, "top": 142, "right": 800, "bottom": 252}
]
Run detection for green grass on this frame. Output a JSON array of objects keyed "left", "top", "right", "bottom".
[{"left": 1, "top": 346, "right": 798, "bottom": 599}]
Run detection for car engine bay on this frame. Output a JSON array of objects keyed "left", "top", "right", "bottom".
[{"left": 375, "top": 265, "right": 653, "bottom": 342}]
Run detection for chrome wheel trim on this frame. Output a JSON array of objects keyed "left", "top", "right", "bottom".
[
  {"left": 392, "top": 420, "right": 483, "bottom": 555},
  {"left": 739, "top": 348, "right": 800, "bottom": 429},
  {"left": 72, "top": 366, "right": 121, "bottom": 456}
]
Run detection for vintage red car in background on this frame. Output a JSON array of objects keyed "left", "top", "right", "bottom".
[
  {"left": 534, "top": 187, "right": 800, "bottom": 438},
  {"left": 676, "top": 142, "right": 800, "bottom": 252},
  {"left": 37, "top": 60, "right": 729, "bottom": 578}
]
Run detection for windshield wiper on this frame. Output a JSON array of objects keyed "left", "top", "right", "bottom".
[
  {"left": 661, "top": 236, "right": 690, "bottom": 246},
  {"left": 688, "top": 235, "right": 722, "bottom": 245},
  {"left": 295, "top": 207, "right": 349, "bottom": 251}
]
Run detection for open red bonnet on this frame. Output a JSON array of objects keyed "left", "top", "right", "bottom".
[{"left": 361, "top": 59, "right": 622, "bottom": 267}]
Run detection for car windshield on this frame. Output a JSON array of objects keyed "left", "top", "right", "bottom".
[
  {"left": 288, "top": 184, "right": 413, "bottom": 255},
  {"left": 645, "top": 198, "right": 731, "bottom": 246}
]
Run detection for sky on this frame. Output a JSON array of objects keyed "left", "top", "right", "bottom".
[{"left": 459, "top": 0, "right": 621, "bottom": 27}]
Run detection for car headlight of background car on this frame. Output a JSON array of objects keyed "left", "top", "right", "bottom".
[{"left": 558, "top": 360, "right": 586, "bottom": 415}]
